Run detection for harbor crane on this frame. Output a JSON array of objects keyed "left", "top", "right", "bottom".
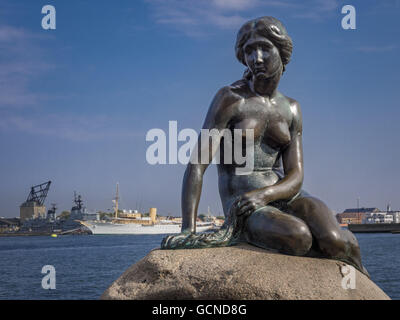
[{"left": 26, "top": 181, "right": 52, "bottom": 206}]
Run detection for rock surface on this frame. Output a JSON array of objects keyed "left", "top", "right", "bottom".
[{"left": 101, "top": 243, "right": 390, "bottom": 300}]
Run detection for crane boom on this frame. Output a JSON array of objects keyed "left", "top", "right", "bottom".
[{"left": 26, "top": 181, "right": 51, "bottom": 206}]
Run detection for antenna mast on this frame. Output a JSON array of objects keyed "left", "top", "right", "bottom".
[{"left": 114, "top": 183, "right": 119, "bottom": 219}]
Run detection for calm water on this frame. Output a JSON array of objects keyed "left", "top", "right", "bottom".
[{"left": 0, "top": 233, "right": 399, "bottom": 299}]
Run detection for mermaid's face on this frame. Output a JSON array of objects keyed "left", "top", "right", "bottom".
[{"left": 243, "top": 37, "right": 282, "bottom": 79}]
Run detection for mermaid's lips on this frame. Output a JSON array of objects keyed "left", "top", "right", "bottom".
[
  {"left": 254, "top": 68, "right": 267, "bottom": 76},
  {"left": 254, "top": 66, "right": 266, "bottom": 74}
]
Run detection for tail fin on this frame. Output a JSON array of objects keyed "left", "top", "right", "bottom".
[{"left": 161, "top": 207, "right": 242, "bottom": 249}]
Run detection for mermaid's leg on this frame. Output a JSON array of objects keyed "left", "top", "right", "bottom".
[
  {"left": 161, "top": 201, "right": 313, "bottom": 254},
  {"left": 243, "top": 205, "right": 313, "bottom": 256},
  {"left": 288, "top": 195, "right": 368, "bottom": 276}
]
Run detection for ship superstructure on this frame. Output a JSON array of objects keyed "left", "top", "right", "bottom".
[{"left": 80, "top": 184, "right": 214, "bottom": 235}]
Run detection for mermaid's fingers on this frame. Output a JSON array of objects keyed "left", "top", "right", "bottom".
[
  {"left": 241, "top": 208, "right": 253, "bottom": 218},
  {"left": 238, "top": 200, "right": 251, "bottom": 210},
  {"left": 237, "top": 201, "right": 254, "bottom": 216}
]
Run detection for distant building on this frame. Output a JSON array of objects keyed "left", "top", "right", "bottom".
[
  {"left": 364, "top": 209, "right": 400, "bottom": 224},
  {"left": 391, "top": 211, "right": 400, "bottom": 223},
  {"left": 336, "top": 208, "right": 380, "bottom": 224},
  {"left": 119, "top": 210, "right": 142, "bottom": 219},
  {"left": 0, "top": 218, "right": 20, "bottom": 233},
  {"left": 20, "top": 201, "right": 46, "bottom": 222},
  {"left": 20, "top": 181, "right": 51, "bottom": 222}
]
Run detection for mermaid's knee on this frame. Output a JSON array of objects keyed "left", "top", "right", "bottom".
[
  {"left": 292, "top": 223, "right": 313, "bottom": 255},
  {"left": 244, "top": 209, "right": 312, "bottom": 256}
]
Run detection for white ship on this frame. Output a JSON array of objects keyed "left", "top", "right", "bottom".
[
  {"left": 81, "top": 219, "right": 214, "bottom": 235},
  {"left": 79, "top": 183, "right": 214, "bottom": 235}
]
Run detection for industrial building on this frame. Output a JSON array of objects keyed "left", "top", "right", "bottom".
[
  {"left": 19, "top": 181, "right": 51, "bottom": 222},
  {"left": 364, "top": 204, "right": 400, "bottom": 224},
  {"left": 337, "top": 205, "right": 400, "bottom": 225},
  {"left": 0, "top": 218, "right": 20, "bottom": 233},
  {"left": 336, "top": 207, "right": 380, "bottom": 224}
]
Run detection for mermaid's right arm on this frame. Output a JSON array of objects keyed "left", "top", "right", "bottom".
[{"left": 181, "top": 86, "right": 240, "bottom": 233}]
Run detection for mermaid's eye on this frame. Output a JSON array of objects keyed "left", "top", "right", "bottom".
[{"left": 244, "top": 45, "right": 253, "bottom": 55}]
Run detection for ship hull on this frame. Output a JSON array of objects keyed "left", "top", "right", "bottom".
[
  {"left": 348, "top": 223, "right": 400, "bottom": 233},
  {"left": 81, "top": 221, "right": 213, "bottom": 235}
]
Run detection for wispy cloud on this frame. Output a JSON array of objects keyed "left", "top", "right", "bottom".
[
  {"left": 145, "top": 0, "right": 301, "bottom": 35},
  {"left": 145, "top": 0, "right": 248, "bottom": 34},
  {"left": 145, "top": 0, "right": 341, "bottom": 36},
  {"left": 0, "top": 25, "right": 54, "bottom": 109},
  {"left": 211, "top": 0, "right": 260, "bottom": 11},
  {"left": 0, "top": 113, "right": 143, "bottom": 142}
]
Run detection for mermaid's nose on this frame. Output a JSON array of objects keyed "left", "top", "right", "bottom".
[{"left": 256, "top": 48, "right": 264, "bottom": 63}]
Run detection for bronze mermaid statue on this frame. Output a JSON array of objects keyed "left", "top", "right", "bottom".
[{"left": 161, "top": 16, "right": 368, "bottom": 276}]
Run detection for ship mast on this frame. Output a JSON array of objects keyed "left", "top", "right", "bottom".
[{"left": 114, "top": 183, "right": 119, "bottom": 219}]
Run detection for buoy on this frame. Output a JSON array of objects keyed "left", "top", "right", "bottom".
[{"left": 51, "top": 234, "right": 58, "bottom": 238}]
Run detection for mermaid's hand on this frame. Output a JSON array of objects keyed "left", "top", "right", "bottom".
[{"left": 233, "top": 191, "right": 269, "bottom": 217}]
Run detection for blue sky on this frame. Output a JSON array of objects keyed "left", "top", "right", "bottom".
[{"left": 0, "top": 0, "right": 399, "bottom": 217}]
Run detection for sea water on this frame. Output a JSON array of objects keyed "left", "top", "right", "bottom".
[{"left": 0, "top": 233, "right": 399, "bottom": 299}]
